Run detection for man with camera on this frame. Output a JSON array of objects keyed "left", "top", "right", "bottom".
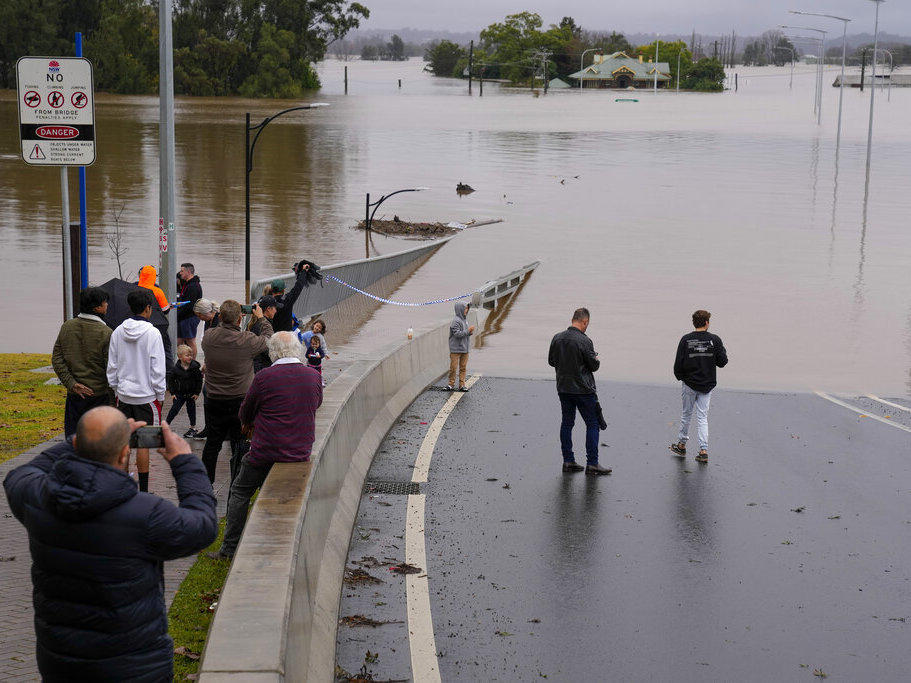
[
  {"left": 200, "top": 300, "right": 273, "bottom": 483},
  {"left": 271, "top": 259, "right": 320, "bottom": 333},
  {"left": 250, "top": 295, "right": 278, "bottom": 373},
  {"left": 107, "top": 289, "right": 167, "bottom": 492},
  {"left": 3, "top": 407, "right": 217, "bottom": 681},
  {"left": 548, "top": 307, "right": 612, "bottom": 476}
]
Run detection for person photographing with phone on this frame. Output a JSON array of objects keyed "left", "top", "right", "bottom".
[
  {"left": 270, "top": 259, "right": 320, "bottom": 333},
  {"left": 200, "top": 300, "right": 273, "bottom": 484},
  {"left": 3, "top": 408, "right": 217, "bottom": 681}
]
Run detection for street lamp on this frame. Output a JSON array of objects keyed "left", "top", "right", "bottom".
[
  {"left": 789, "top": 11, "right": 851, "bottom": 151},
  {"left": 580, "top": 48, "right": 597, "bottom": 94},
  {"left": 654, "top": 35, "right": 660, "bottom": 93},
  {"left": 865, "top": 0, "right": 885, "bottom": 193},
  {"left": 876, "top": 48, "right": 893, "bottom": 99},
  {"left": 772, "top": 46, "right": 796, "bottom": 89},
  {"left": 364, "top": 188, "right": 430, "bottom": 233},
  {"left": 781, "top": 25, "right": 828, "bottom": 124},
  {"left": 244, "top": 103, "right": 329, "bottom": 302}
]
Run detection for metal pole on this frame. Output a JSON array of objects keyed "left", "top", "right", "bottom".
[
  {"left": 817, "top": 41, "right": 822, "bottom": 125},
  {"left": 836, "top": 22, "right": 847, "bottom": 150},
  {"left": 75, "top": 32, "right": 88, "bottom": 289},
  {"left": 790, "top": 52, "right": 794, "bottom": 89},
  {"left": 159, "top": 0, "right": 177, "bottom": 349},
  {"left": 244, "top": 112, "right": 251, "bottom": 302},
  {"left": 860, "top": 49, "right": 866, "bottom": 92},
  {"left": 344, "top": 65, "right": 348, "bottom": 94},
  {"left": 61, "top": 167, "right": 73, "bottom": 320},
  {"left": 676, "top": 52, "right": 680, "bottom": 92},
  {"left": 580, "top": 48, "right": 595, "bottom": 95},
  {"left": 654, "top": 37, "right": 659, "bottom": 93},
  {"left": 365, "top": 193, "right": 371, "bottom": 232},
  {"left": 865, "top": 0, "right": 882, "bottom": 193},
  {"left": 468, "top": 40, "right": 473, "bottom": 94}
]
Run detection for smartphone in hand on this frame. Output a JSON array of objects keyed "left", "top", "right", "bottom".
[{"left": 130, "top": 426, "right": 165, "bottom": 449}]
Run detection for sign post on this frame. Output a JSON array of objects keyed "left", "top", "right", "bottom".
[{"left": 16, "top": 56, "right": 96, "bottom": 320}]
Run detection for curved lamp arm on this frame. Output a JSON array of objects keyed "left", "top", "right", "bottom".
[{"left": 247, "top": 103, "right": 329, "bottom": 171}]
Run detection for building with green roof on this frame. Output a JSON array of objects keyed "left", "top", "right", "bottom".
[{"left": 567, "top": 51, "right": 671, "bottom": 89}]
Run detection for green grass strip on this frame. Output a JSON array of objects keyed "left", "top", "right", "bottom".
[
  {"left": 0, "top": 354, "right": 65, "bottom": 464},
  {"left": 168, "top": 518, "right": 230, "bottom": 681}
]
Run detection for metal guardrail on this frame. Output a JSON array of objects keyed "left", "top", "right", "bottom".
[
  {"left": 251, "top": 238, "right": 453, "bottom": 320},
  {"left": 471, "top": 260, "right": 540, "bottom": 309}
]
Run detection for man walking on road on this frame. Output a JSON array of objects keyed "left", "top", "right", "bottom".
[
  {"left": 548, "top": 308, "right": 611, "bottom": 475},
  {"left": 670, "top": 309, "right": 729, "bottom": 463},
  {"left": 447, "top": 302, "right": 474, "bottom": 391},
  {"left": 3, "top": 408, "right": 216, "bottom": 682},
  {"left": 52, "top": 286, "right": 113, "bottom": 438},
  {"left": 107, "top": 290, "right": 167, "bottom": 492}
]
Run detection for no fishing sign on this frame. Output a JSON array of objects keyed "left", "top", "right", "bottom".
[{"left": 16, "top": 57, "right": 96, "bottom": 166}]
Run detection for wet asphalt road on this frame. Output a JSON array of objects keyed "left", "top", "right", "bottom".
[{"left": 336, "top": 378, "right": 911, "bottom": 682}]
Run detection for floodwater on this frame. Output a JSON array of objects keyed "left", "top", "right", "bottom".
[{"left": 1, "top": 58, "right": 910, "bottom": 395}]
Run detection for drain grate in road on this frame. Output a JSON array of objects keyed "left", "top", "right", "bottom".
[{"left": 364, "top": 480, "right": 421, "bottom": 495}]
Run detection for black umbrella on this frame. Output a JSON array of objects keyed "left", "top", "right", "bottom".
[{"left": 98, "top": 278, "right": 172, "bottom": 365}]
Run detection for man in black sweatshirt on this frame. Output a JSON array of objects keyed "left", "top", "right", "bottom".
[{"left": 671, "top": 310, "right": 728, "bottom": 463}]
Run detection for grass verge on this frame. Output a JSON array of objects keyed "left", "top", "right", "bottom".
[
  {"left": 0, "top": 354, "right": 65, "bottom": 464},
  {"left": 168, "top": 517, "right": 231, "bottom": 682}
]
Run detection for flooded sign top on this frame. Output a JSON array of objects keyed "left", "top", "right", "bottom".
[{"left": 16, "top": 57, "right": 96, "bottom": 166}]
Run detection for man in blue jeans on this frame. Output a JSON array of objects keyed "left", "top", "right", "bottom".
[{"left": 548, "top": 308, "right": 612, "bottom": 475}]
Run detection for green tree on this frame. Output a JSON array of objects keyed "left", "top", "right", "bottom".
[
  {"left": 425, "top": 40, "right": 466, "bottom": 77},
  {"left": 479, "top": 11, "right": 545, "bottom": 83},
  {"left": 682, "top": 57, "right": 726, "bottom": 92},
  {"left": 240, "top": 22, "right": 318, "bottom": 98},
  {"left": 88, "top": 0, "right": 159, "bottom": 93},
  {"left": 634, "top": 40, "right": 692, "bottom": 85},
  {"left": 175, "top": 31, "right": 247, "bottom": 96},
  {"left": 0, "top": 0, "right": 62, "bottom": 89},
  {"left": 387, "top": 34, "right": 405, "bottom": 61}
]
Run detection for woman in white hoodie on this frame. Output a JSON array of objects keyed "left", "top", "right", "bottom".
[{"left": 106, "top": 290, "right": 167, "bottom": 491}]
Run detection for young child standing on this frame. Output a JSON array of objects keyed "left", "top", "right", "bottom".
[
  {"left": 305, "top": 334, "right": 327, "bottom": 385},
  {"left": 166, "top": 344, "right": 203, "bottom": 438}
]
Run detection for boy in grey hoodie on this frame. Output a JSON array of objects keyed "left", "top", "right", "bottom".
[
  {"left": 448, "top": 302, "right": 475, "bottom": 391},
  {"left": 106, "top": 290, "right": 167, "bottom": 491}
]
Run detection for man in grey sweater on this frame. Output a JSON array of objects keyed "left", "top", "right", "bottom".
[{"left": 447, "top": 302, "right": 475, "bottom": 391}]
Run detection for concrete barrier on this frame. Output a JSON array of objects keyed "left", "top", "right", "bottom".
[{"left": 198, "top": 311, "right": 475, "bottom": 681}]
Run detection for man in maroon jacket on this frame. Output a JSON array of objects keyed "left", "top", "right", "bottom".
[{"left": 215, "top": 331, "right": 322, "bottom": 558}]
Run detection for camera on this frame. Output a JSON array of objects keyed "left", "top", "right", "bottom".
[
  {"left": 129, "top": 426, "right": 164, "bottom": 449},
  {"left": 240, "top": 304, "right": 254, "bottom": 314}
]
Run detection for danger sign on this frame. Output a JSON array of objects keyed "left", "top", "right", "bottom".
[{"left": 16, "top": 57, "right": 95, "bottom": 166}]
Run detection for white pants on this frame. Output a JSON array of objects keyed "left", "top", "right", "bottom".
[{"left": 678, "top": 383, "right": 711, "bottom": 452}]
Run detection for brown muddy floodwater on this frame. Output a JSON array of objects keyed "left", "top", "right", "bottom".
[{"left": 2, "top": 58, "right": 911, "bottom": 395}]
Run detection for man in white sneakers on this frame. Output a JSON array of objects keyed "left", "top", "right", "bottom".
[{"left": 107, "top": 290, "right": 167, "bottom": 491}]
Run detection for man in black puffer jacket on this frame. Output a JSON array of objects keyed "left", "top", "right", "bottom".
[{"left": 3, "top": 407, "right": 217, "bottom": 682}]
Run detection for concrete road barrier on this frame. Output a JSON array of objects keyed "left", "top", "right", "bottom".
[{"left": 198, "top": 310, "right": 476, "bottom": 681}]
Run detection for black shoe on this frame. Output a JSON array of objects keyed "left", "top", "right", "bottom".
[
  {"left": 183, "top": 428, "right": 198, "bottom": 439},
  {"left": 562, "top": 462, "right": 585, "bottom": 473},
  {"left": 670, "top": 441, "right": 686, "bottom": 456},
  {"left": 695, "top": 450, "right": 709, "bottom": 463},
  {"left": 458, "top": 386, "right": 469, "bottom": 392},
  {"left": 194, "top": 428, "right": 208, "bottom": 440},
  {"left": 445, "top": 385, "right": 454, "bottom": 391},
  {"left": 585, "top": 464, "right": 613, "bottom": 476}
]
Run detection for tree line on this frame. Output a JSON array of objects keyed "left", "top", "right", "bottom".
[
  {"left": 0, "top": 0, "right": 368, "bottom": 97},
  {"left": 424, "top": 13, "right": 726, "bottom": 92}
]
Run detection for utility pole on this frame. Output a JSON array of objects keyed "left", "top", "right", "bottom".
[
  {"left": 654, "top": 36, "right": 660, "bottom": 93},
  {"left": 730, "top": 30, "right": 736, "bottom": 67},
  {"left": 713, "top": 40, "right": 718, "bottom": 60},
  {"left": 344, "top": 65, "right": 348, "bottom": 94},
  {"left": 468, "top": 40, "right": 473, "bottom": 94},
  {"left": 159, "top": 0, "right": 177, "bottom": 349},
  {"left": 860, "top": 48, "right": 866, "bottom": 92}
]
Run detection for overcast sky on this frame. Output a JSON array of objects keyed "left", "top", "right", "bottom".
[{"left": 361, "top": 1, "right": 911, "bottom": 37}]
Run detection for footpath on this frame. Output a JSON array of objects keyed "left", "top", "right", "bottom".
[{"left": 0, "top": 409, "right": 230, "bottom": 682}]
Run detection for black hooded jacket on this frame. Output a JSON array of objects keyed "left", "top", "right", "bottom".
[
  {"left": 3, "top": 441, "right": 217, "bottom": 682},
  {"left": 176, "top": 275, "right": 202, "bottom": 322},
  {"left": 272, "top": 269, "right": 312, "bottom": 333}
]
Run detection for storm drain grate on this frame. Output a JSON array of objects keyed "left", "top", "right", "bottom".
[{"left": 364, "top": 480, "right": 421, "bottom": 495}]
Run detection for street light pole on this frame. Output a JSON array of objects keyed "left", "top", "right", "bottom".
[
  {"left": 364, "top": 188, "right": 431, "bottom": 232},
  {"left": 580, "top": 48, "right": 597, "bottom": 95},
  {"left": 676, "top": 51, "right": 681, "bottom": 92},
  {"left": 772, "top": 46, "right": 796, "bottom": 89},
  {"left": 876, "top": 48, "right": 893, "bottom": 99},
  {"left": 789, "top": 11, "right": 851, "bottom": 153},
  {"left": 782, "top": 27, "right": 828, "bottom": 123},
  {"left": 244, "top": 103, "right": 329, "bottom": 302},
  {"left": 654, "top": 35, "right": 659, "bottom": 93},
  {"left": 865, "top": 0, "right": 884, "bottom": 193}
]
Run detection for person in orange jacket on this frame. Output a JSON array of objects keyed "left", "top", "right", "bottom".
[{"left": 138, "top": 265, "right": 171, "bottom": 314}]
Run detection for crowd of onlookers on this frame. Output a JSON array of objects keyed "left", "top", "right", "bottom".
[{"left": 3, "top": 259, "right": 328, "bottom": 680}]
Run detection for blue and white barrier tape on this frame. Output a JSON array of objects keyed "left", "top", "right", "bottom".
[{"left": 325, "top": 274, "right": 477, "bottom": 307}]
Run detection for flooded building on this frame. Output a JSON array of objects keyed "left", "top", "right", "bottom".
[{"left": 568, "top": 51, "right": 671, "bottom": 89}]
